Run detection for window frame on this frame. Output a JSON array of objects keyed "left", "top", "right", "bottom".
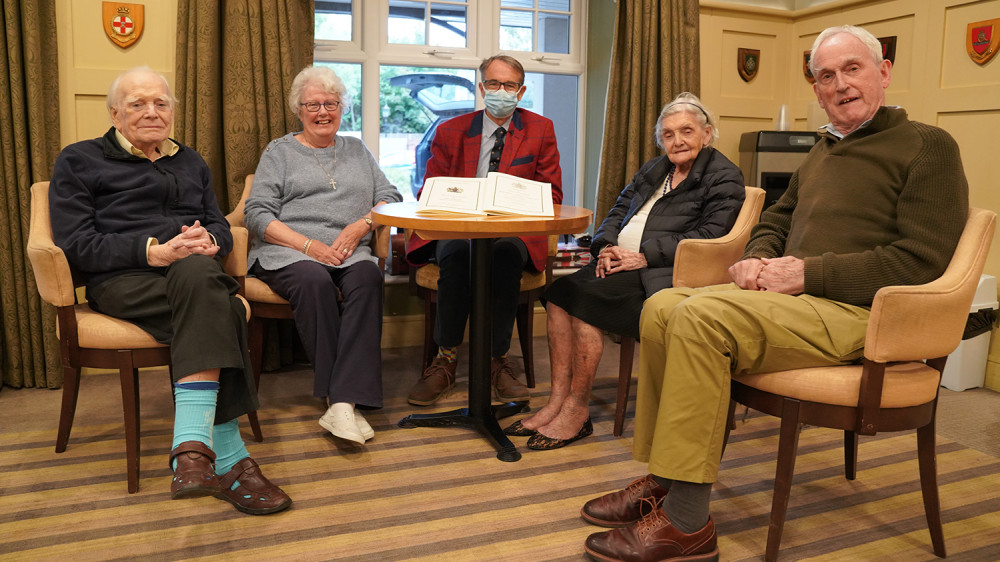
[{"left": 312, "top": 0, "right": 588, "bottom": 206}]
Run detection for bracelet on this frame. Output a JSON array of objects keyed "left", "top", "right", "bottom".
[{"left": 302, "top": 238, "right": 313, "bottom": 255}]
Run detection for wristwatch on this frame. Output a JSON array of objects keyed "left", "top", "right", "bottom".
[{"left": 363, "top": 216, "right": 373, "bottom": 230}]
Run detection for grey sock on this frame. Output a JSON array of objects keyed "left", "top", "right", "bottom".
[
  {"left": 650, "top": 474, "right": 673, "bottom": 492},
  {"left": 663, "top": 480, "right": 712, "bottom": 534}
]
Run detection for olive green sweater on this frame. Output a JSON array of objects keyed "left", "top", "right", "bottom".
[{"left": 743, "top": 107, "right": 969, "bottom": 306}]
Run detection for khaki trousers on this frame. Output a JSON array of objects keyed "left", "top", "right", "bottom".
[{"left": 633, "top": 283, "right": 871, "bottom": 483}]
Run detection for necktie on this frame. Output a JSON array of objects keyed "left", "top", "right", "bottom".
[{"left": 488, "top": 128, "right": 506, "bottom": 172}]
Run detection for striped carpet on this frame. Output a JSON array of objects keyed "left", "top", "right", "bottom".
[{"left": 2, "top": 369, "right": 1000, "bottom": 561}]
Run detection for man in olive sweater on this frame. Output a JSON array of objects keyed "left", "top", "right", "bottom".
[{"left": 579, "top": 25, "right": 969, "bottom": 561}]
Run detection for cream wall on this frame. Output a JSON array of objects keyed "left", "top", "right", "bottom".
[
  {"left": 701, "top": 0, "right": 1000, "bottom": 389},
  {"left": 56, "top": 0, "right": 178, "bottom": 147}
]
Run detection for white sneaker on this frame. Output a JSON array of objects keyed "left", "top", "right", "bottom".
[
  {"left": 319, "top": 402, "right": 365, "bottom": 444},
  {"left": 354, "top": 408, "right": 375, "bottom": 441}
]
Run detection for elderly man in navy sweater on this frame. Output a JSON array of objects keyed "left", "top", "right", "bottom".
[{"left": 49, "top": 66, "right": 290, "bottom": 515}]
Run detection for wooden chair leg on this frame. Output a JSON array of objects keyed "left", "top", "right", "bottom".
[
  {"left": 613, "top": 336, "right": 635, "bottom": 437},
  {"left": 917, "top": 419, "right": 947, "bottom": 558},
  {"left": 55, "top": 365, "right": 82, "bottom": 453},
  {"left": 118, "top": 351, "right": 141, "bottom": 494},
  {"left": 844, "top": 430, "right": 859, "bottom": 480},
  {"left": 766, "top": 398, "right": 803, "bottom": 562},
  {"left": 246, "top": 316, "right": 265, "bottom": 442},
  {"left": 515, "top": 301, "right": 535, "bottom": 388},
  {"left": 422, "top": 296, "right": 436, "bottom": 370},
  {"left": 721, "top": 398, "right": 737, "bottom": 458}
]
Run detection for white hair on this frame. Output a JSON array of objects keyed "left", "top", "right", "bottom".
[
  {"left": 106, "top": 66, "right": 175, "bottom": 114},
  {"left": 809, "top": 25, "right": 884, "bottom": 76},
  {"left": 288, "top": 65, "right": 349, "bottom": 115},
  {"left": 655, "top": 92, "right": 719, "bottom": 149}
]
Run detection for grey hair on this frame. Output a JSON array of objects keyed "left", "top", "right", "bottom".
[
  {"left": 288, "top": 65, "right": 348, "bottom": 115},
  {"left": 655, "top": 92, "right": 719, "bottom": 149},
  {"left": 809, "top": 25, "right": 883, "bottom": 76},
  {"left": 106, "top": 66, "right": 175, "bottom": 113}
]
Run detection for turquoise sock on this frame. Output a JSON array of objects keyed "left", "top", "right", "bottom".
[
  {"left": 212, "top": 418, "right": 250, "bottom": 481},
  {"left": 171, "top": 381, "right": 219, "bottom": 470}
]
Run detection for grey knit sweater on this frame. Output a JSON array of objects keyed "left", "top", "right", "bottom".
[{"left": 245, "top": 133, "right": 402, "bottom": 271}]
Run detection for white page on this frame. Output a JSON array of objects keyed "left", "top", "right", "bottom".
[
  {"left": 416, "top": 176, "right": 487, "bottom": 214},
  {"left": 483, "top": 172, "right": 554, "bottom": 216}
]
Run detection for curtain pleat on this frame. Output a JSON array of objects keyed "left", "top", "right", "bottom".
[
  {"left": 175, "top": 0, "right": 314, "bottom": 370},
  {"left": 0, "top": 0, "right": 63, "bottom": 389},
  {"left": 595, "top": 0, "right": 700, "bottom": 224},
  {"left": 175, "top": 0, "right": 314, "bottom": 213}
]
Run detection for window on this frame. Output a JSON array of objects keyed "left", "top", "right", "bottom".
[
  {"left": 500, "top": 0, "right": 571, "bottom": 54},
  {"left": 314, "top": 1, "right": 585, "bottom": 205}
]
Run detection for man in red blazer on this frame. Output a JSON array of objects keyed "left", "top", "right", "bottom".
[{"left": 405, "top": 54, "right": 563, "bottom": 407}]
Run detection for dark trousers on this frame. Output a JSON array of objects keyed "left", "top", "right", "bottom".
[
  {"left": 252, "top": 259, "right": 384, "bottom": 408},
  {"left": 87, "top": 255, "right": 258, "bottom": 424},
  {"left": 433, "top": 237, "right": 529, "bottom": 356}
]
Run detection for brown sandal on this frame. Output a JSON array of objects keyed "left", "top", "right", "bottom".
[
  {"left": 215, "top": 457, "right": 292, "bottom": 515},
  {"left": 170, "top": 441, "right": 221, "bottom": 499}
]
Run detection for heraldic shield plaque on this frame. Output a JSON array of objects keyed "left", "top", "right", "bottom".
[
  {"left": 103, "top": 2, "right": 144, "bottom": 48},
  {"left": 968, "top": 19, "right": 1000, "bottom": 65},
  {"left": 738, "top": 48, "right": 760, "bottom": 82}
]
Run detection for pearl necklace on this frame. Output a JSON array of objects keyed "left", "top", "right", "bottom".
[{"left": 662, "top": 167, "right": 675, "bottom": 196}]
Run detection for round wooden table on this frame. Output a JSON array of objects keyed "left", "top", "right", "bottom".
[{"left": 373, "top": 202, "right": 592, "bottom": 461}]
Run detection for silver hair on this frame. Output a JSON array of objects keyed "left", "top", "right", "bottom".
[
  {"left": 288, "top": 65, "right": 348, "bottom": 115},
  {"left": 655, "top": 92, "right": 719, "bottom": 149},
  {"left": 106, "top": 66, "right": 175, "bottom": 114},
  {"left": 809, "top": 25, "right": 883, "bottom": 76}
]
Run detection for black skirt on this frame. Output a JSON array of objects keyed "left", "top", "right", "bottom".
[{"left": 542, "top": 262, "right": 646, "bottom": 340}]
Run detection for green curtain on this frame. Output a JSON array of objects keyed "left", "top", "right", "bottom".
[
  {"left": 595, "top": 0, "right": 700, "bottom": 224},
  {"left": 175, "top": 0, "right": 315, "bottom": 213},
  {"left": 0, "top": 0, "right": 63, "bottom": 389},
  {"left": 175, "top": 0, "right": 314, "bottom": 369}
]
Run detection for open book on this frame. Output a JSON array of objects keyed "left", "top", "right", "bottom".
[{"left": 416, "top": 172, "right": 554, "bottom": 217}]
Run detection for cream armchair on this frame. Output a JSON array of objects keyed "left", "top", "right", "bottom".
[
  {"left": 726, "top": 207, "right": 996, "bottom": 561},
  {"left": 27, "top": 182, "right": 249, "bottom": 494},
  {"left": 613, "top": 186, "right": 766, "bottom": 436}
]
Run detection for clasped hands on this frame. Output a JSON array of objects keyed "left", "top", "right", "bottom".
[
  {"left": 304, "top": 220, "right": 369, "bottom": 266},
  {"left": 595, "top": 245, "right": 647, "bottom": 278},
  {"left": 728, "top": 256, "right": 804, "bottom": 294},
  {"left": 148, "top": 220, "right": 219, "bottom": 267}
]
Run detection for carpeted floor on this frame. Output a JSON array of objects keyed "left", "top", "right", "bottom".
[{"left": 1, "top": 337, "right": 999, "bottom": 560}]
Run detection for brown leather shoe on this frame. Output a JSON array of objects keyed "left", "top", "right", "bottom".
[
  {"left": 215, "top": 457, "right": 292, "bottom": 515},
  {"left": 584, "top": 504, "right": 719, "bottom": 562},
  {"left": 170, "top": 441, "right": 221, "bottom": 499},
  {"left": 408, "top": 357, "right": 457, "bottom": 406},
  {"left": 491, "top": 356, "right": 529, "bottom": 401},
  {"left": 581, "top": 474, "right": 669, "bottom": 528}
]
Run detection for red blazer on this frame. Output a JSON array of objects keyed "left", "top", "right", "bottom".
[{"left": 405, "top": 108, "right": 563, "bottom": 271}]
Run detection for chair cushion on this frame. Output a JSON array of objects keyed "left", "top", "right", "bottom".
[
  {"left": 415, "top": 264, "right": 546, "bottom": 292},
  {"left": 736, "top": 361, "right": 940, "bottom": 409},
  {"left": 246, "top": 277, "right": 290, "bottom": 305},
  {"left": 73, "top": 304, "right": 165, "bottom": 349}
]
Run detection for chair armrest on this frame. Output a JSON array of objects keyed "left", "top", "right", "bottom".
[
  {"left": 865, "top": 208, "right": 996, "bottom": 363},
  {"left": 223, "top": 226, "right": 249, "bottom": 278},
  {"left": 672, "top": 235, "right": 745, "bottom": 288},
  {"left": 27, "top": 238, "right": 77, "bottom": 307}
]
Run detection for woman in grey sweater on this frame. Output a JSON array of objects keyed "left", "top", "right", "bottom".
[{"left": 245, "top": 66, "right": 402, "bottom": 445}]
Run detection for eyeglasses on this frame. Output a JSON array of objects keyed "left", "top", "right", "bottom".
[
  {"left": 482, "top": 80, "right": 522, "bottom": 94},
  {"left": 300, "top": 100, "right": 342, "bottom": 112}
]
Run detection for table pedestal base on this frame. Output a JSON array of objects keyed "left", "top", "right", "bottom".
[{"left": 397, "top": 400, "right": 529, "bottom": 462}]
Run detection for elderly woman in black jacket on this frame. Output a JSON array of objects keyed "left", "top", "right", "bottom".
[{"left": 505, "top": 92, "right": 746, "bottom": 450}]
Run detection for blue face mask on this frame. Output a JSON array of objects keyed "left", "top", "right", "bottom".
[{"left": 483, "top": 89, "right": 519, "bottom": 119}]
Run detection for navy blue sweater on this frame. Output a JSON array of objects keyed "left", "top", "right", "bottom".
[{"left": 50, "top": 127, "right": 232, "bottom": 287}]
